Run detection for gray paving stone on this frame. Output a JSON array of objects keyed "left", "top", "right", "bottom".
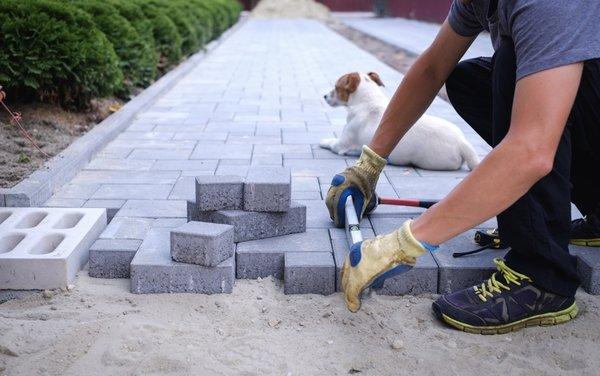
[
  {"left": 190, "top": 144, "right": 253, "bottom": 160},
  {"left": 153, "top": 218, "right": 187, "bottom": 228},
  {"left": 52, "top": 184, "right": 99, "bottom": 200},
  {"left": 244, "top": 166, "right": 291, "bottom": 212},
  {"left": 83, "top": 199, "right": 126, "bottom": 223},
  {"left": 170, "top": 221, "right": 234, "bottom": 266},
  {"left": 72, "top": 170, "right": 180, "bottom": 185},
  {"left": 89, "top": 238, "right": 142, "bottom": 278},
  {"left": 131, "top": 228, "right": 235, "bottom": 294},
  {"left": 85, "top": 158, "right": 154, "bottom": 171},
  {"left": 285, "top": 159, "right": 348, "bottom": 178},
  {"left": 116, "top": 200, "right": 186, "bottom": 218},
  {"left": 196, "top": 175, "right": 244, "bottom": 211},
  {"left": 43, "top": 198, "right": 87, "bottom": 208},
  {"left": 100, "top": 217, "right": 154, "bottom": 240},
  {"left": 284, "top": 252, "right": 335, "bottom": 295},
  {"left": 129, "top": 148, "right": 193, "bottom": 160},
  {"left": 292, "top": 191, "right": 321, "bottom": 200},
  {"left": 236, "top": 229, "right": 330, "bottom": 279},
  {"left": 577, "top": 252, "right": 600, "bottom": 295},
  {"left": 168, "top": 177, "right": 196, "bottom": 201},
  {"left": 151, "top": 160, "right": 218, "bottom": 172},
  {"left": 194, "top": 202, "right": 307, "bottom": 242},
  {"left": 92, "top": 184, "right": 172, "bottom": 200},
  {"left": 251, "top": 153, "right": 283, "bottom": 166},
  {"left": 433, "top": 230, "right": 509, "bottom": 294}
]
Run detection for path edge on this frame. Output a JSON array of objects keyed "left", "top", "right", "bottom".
[{"left": 0, "top": 16, "right": 247, "bottom": 208}]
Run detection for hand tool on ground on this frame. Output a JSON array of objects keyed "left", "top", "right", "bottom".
[
  {"left": 344, "top": 196, "right": 415, "bottom": 294},
  {"left": 364, "top": 193, "right": 439, "bottom": 214}
]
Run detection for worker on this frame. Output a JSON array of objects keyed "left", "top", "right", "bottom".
[{"left": 326, "top": 0, "right": 600, "bottom": 334}]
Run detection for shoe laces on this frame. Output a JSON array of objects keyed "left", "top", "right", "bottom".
[{"left": 473, "top": 258, "right": 532, "bottom": 302}]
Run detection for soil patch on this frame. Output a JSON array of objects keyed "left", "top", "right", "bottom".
[
  {"left": 252, "top": 0, "right": 331, "bottom": 21},
  {"left": 0, "top": 99, "right": 121, "bottom": 188},
  {"left": 1, "top": 274, "right": 599, "bottom": 375}
]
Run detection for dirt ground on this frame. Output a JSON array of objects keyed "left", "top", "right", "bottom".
[
  {"left": 0, "top": 100, "right": 121, "bottom": 189},
  {"left": 1, "top": 272, "right": 599, "bottom": 375}
]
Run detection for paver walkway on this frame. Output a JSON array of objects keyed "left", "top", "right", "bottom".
[
  {"left": 340, "top": 16, "right": 495, "bottom": 59},
  {"left": 47, "top": 18, "right": 489, "bottom": 217},
  {"left": 42, "top": 18, "right": 591, "bottom": 293}
]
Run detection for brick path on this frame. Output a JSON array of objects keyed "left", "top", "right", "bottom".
[
  {"left": 340, "top": 16, "right": 494, "bottom": 59},
  {"left": 42, "top": 19, "right": 595, "bottom": 294}
]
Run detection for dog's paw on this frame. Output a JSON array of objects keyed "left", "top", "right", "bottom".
[{"left": 319, "top": 138, "right": 337, "bottom": 150}]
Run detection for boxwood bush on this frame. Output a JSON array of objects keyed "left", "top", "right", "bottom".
[
  {"left": 131, "top": 0, "right": 183, "bottom": 69},
  {"left": 105, "top": 0, "right": 159, "bottom": 86},
  {"left": 68, "top": 0, "right": 157, "bottom": 93},
  {"left": 0, "top": 0, "right": 242, "bottom": 109},
  {"left": 0, "top": 0, "right": 122, "bottom": 109}
]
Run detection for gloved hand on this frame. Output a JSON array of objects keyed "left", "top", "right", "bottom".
[
  {"left": 326, "top": 145, "right": 386, "bottom": 228},
  {"left": 341, "top": 220, "right": 427, "bottom": 312}
]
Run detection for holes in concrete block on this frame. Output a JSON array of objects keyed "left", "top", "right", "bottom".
[
  {"left": 0, "top": 211, "right": 12, "bottom": 226},
  {"left": 15, "top": 212, "right": 48, "bottom": 229},
  {"left": 30, "top": 234, "right": 65, "bottom": 255},
  {"left": 0, "top": 233, "right": 25, "bottom": 254},
  {"left": 53, "top": 212, "right": 84, "bottom": 229}
]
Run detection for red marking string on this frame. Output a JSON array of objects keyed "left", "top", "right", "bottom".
[{"left": 0, "top": 87, "right": 49, "bottom": 158}]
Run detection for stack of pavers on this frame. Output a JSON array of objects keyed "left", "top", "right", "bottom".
[{"left": 127, "top": 166, "right": 334, "bottom": 295}]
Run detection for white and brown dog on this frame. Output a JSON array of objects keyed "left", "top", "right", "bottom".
[{"left": 320, "top": 72, "right": 479, "bottom": 171}]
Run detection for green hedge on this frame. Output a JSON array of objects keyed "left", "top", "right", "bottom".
[
  {"left": 68, "top": 0, "right": 157, "bottom": 93},
  {"left": 0, "top": 0, "right": 242, "bottom": 109}
]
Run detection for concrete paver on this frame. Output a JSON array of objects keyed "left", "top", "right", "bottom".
[{"left": 39, "top": 18, "right": 595, "bottom": 295}]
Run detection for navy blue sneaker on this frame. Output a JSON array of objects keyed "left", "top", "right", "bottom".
[
  {"left": 571, "top": 212, "right": 600, "bottom": 247},
  {"left": 432, "top": 258, "right": 578, "bottom": 334}
]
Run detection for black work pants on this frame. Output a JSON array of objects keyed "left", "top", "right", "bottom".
[{"left": 445, "top": 38, "right": 600, "bottom": 296}]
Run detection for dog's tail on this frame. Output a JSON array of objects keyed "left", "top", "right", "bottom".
[{"left": 460, "top": 140, "right": 479, "bottom": 170}]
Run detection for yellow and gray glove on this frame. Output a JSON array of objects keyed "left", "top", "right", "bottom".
[
  {"left": 326, "top": 145, "right": 386, "bottom": 228},
  {"left": 341, "top": 220, "right": 427, "bottom": 313}
]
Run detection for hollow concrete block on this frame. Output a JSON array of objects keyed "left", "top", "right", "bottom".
[{"left": 0, "top": 207, "right": 106, "bottom": 289}]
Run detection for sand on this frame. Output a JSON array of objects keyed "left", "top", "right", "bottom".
[
  {"left": 251, "top": 0, "right": 331, "bottom": 21},
  {"left": 1, "top": 271, "right": 600, "bottom": 375}
]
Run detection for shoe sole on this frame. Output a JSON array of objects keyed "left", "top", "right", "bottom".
[
  {"left": 570, "top": 238, "right": 600, "bottom": 247},
  {"left": 435, "top": 302, "right": 579, "bottom": 335}
]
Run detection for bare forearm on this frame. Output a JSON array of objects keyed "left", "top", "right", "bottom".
[
  {"left": 410, "top": 139, "right": 548, "bottom": 244},
  {"left": 368, "top": 20, "right": 475, "bottom": 158},
  {"left": 369, "top": 58, "right": 446, "bottom": 157},
  {"left": 410, "top": 63, "right": 583, "bottom": 245}
]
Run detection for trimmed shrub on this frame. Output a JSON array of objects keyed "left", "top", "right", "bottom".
[
  {"left": 131, "top": 0, "right": 183, "bottom": 69},
  {"left": 172, "top": 0, "right": 213, "bottom": 45},
  {"left": 146, "top": 0, "right": 201, "bottom": 57},
  {"left": 0, "top": 0, "right": 241, "bottom": 109},
  {"left": 67, "top": 0, "right": 156, "bottom": 93},
  {"left": 194, "top": 0, "right": 231, "bottom": 38},
  {"left": 0, "top": 0, "right": 122, "bottom": 109},
  {"left": 106, "top": 0, "right": 158, "bottom": 85}
]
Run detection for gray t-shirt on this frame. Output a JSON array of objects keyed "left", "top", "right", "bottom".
[{"left": 449, "top": 0, "right": 600, "bottom": 80}]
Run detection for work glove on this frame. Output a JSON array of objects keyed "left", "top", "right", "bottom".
[
  {"left": 341, "top": 220, "right": 427, "bottom": 313},
  {"left": 326, "top": 145, "right": 386, "bottom": 228}
]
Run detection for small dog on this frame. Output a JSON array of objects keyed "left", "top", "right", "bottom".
[{"left": 320, "top": 72, "right": 479, "bottom": 171}]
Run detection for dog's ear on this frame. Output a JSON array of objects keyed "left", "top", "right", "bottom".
[
  {"left": 336, "top": 73, "right": 361, "bottom": 102},
  {"left": 368, "top": 72, "right": 384, "bottom": 87},
  {"left": 343, "top": 73, "right": 361, "bottom": 93}
]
